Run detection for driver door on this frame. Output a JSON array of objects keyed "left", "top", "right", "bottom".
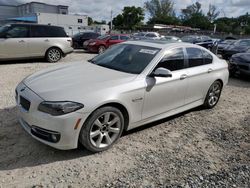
[
  {"left": 107, "top": 35, "right": 121, "bottom": 47},
  {"left": 1, "top": 25, "right": 29, "bottom": 59},
  {"left": 142, "top": 48, "right": 188, "bottom": 119}
]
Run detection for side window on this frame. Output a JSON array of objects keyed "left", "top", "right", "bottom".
[
  {"left": 146, "top": 33, "right": 156, "bottom": 38},
  {"left": 110, "top": 35, "right": 118, "bottom": 40},
  {"left": 6, "top": 26, "right": 29, "bottom": 38},
  {"left": 30, "top": 26, "right": 47, "bottom": 37},
  {"left": 186, "top": 48, "right": 204, "bottom": 67},
  {"left": 202, "top": 50, "right": 213, "bottom": 64},
  {"left": 157, "top": 48, "right": 185, "bottom": 71},
  {"left": 120, "top": 35, "right": 129, "bottom": 40},
  {"left": 46, "top": 27, "right": 67, "bottom": 37}
]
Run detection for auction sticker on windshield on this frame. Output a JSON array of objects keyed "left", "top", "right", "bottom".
[{"left": 139, "top": 49, "right": 158, "bottom": 55}]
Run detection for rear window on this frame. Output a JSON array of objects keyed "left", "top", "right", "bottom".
[{"left": 31, "top": 26, "right": 67, "bottom": 37}]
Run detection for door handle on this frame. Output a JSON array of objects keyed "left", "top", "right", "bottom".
[
  {"left": 18, "top": 40, "right": 25, "bottom": 43},
  {"left": 180, "top": 74, "right": 188, "bottom": 80},
  {"left": 208, "top": 68, "right": 213, "bottom": 73}
]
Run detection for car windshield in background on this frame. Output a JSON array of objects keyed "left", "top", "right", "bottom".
[
  {"left": 97, "top": 35, "right": 110, "bottom": 40},
  {"left": 236, "top": 40, "right": 250, "bottom": 46},
  {"left": 90, "top": 44, "right": 160, "bottom": 74}
]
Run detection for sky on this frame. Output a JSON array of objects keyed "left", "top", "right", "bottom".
[{"left": 0, "top": 0, "right": 250, "bottom": 22}]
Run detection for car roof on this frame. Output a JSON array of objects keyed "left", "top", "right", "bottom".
[
  {"left": 125, "top": 40, "right": 206, "bottom": 50},
  {"left": 8, "top": 23, "right": 62, "bottom": 28}
]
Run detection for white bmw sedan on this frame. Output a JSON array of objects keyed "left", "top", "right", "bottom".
[{"left": 16, "top": 41, "right": 229, "bottom": 152}]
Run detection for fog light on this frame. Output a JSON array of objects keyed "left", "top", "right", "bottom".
[{"left": 51, "top": 134, "right": 58, "bottom": 142}]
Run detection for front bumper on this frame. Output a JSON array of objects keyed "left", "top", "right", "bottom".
[{"left": 16, "top": 82, "right": 90, "bottom": 150}]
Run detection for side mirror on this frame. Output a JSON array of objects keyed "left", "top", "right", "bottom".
[{"left": 150, "top": 67, "right": 172, "bottom": 78}]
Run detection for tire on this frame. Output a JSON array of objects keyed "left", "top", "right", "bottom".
[
  {"left": 203, "top": 81, "right": 222, "bottom": 109},
  {"left": 79, "top": 106, "right": 124, "bottom": 152},
  {"left": 46, "top": 47, "right": 62, "bottom": 63},
  {"left": 98, "top": 45, "right": 106, "bottom": 54}
]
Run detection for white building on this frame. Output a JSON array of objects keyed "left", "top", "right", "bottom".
[{"left": 36, "top": 13, "right": 88, "bottom": 36}]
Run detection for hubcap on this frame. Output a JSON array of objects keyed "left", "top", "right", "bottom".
[
  {"left": 90, "top": 112, "right": 121, "bottom": 148},
  {"left": 208, "top": 83, "right": 221, "bottom": 106},
  {"left": 48, "top": 49, "right": 61, "bottom": 62}
]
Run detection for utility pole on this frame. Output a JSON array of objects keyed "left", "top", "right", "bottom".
[{"left": 110, "top": 9, "right": 113, "bottom": 32}]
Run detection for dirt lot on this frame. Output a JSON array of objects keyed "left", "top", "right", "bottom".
[{"left": 0, "top": 51, "right": 249, "bottom": 188}]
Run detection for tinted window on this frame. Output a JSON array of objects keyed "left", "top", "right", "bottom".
[
  {"left": 6, "top": 25, "right": 29, "bottom": 38},
  {"left": 157, "top": 48, "right": 185, "bottom": 71},
  {"left": 202, "top": 50, "right": 213, "bottom": 64},
  {"left": 120, "top": 35, "right": 129, "bottom": 40},
  {"left": 146, "top": 33, "right": 156, "bottom": 38},
  {"left": 31, "top": 26, "right": 67, "bottom": 37},
  {"left": 110, "top": 35, "right": 119, "bottom": 40},
  {"left": 91, "top": 44, "right": 160, "bottom": 74},
  {"left": 186, "top": 48, "right": 204, "bottom": 67}
]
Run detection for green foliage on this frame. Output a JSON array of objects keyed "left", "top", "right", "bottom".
[
  {"left": 145, "top": 0, "right": 177, "bottom": 24},
  {"left": 88, "top": 17, "right": 93, "bottom": 25},
  {"left": 112, "top": 6, "right": 144, "bottom": 30},
  {"left": 181, "top": 2, "right": 202, "bottom": 20},
  {"left": 183, "top": 13, "right": 211, "bottom": 30}
]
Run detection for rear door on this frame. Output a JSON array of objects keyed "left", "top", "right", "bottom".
[
  {"left": 142, "top": 48, "right": 188, "bottom": 119},
  {"left": 184, "top": 47, "right": 215, "bottom": 104},
  {"left": 29, "top": 25, "right": 49, "bottom": 57},
  {"left": 1, "top": 25, "right": 29, "bottom": 58}
]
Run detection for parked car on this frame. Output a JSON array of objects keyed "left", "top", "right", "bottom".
[
  {"left": 221, "top": 39, "right": 250, "bottom": 60},
  {"left": 0, "top": 23, "right": 73, "bottom": 63},
  {"left": 181, "top": 35, "right": 215, "bottom": 51},
  {"left": 16, "top": 41, "right": 229, "bottom": 152},
  {"left": 85, "top": 34, "right": 130, "bottom": 54},
  {"left": 229, "top": 51, "right": 250, "bottom": 76},
  {"left": 161, "top": 36, "right": 182, "bottom": 42},
  {"left": 217, "top": 40, "right": 236, "bottom": 54},
  {"left": 132, "top": 32, "right": 162, "bottom": 40},
  {"left": 72, "top": 32, "right": 100, "bottom": 49}
]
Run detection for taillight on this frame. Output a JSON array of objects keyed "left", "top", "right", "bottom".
[{"left": 67, "top": 39, "right": 73, "bottom": 47}]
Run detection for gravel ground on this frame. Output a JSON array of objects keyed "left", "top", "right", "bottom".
[{"left": 0, "top": 51, "right": 249, "bottom": 188}]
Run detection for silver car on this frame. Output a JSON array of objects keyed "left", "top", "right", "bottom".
[
  {"left": 0, "top": 24, "right": 73, "bottom": 62},
  {"left": 16, "top": 41, "right": 229, "bottom": 152}
]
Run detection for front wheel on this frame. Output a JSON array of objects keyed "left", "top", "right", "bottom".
[
  {"left": 203, "top": 81, "right": 222, "bottom": 109},
  {"left": 46, "top": 48, "right": 62, "bottom": 63},
  {"left": 98, "top": 45, "right": 106, "bottom": 54},
  {"left": 79, "top": 106, "right": 124, "bottom": 152}
]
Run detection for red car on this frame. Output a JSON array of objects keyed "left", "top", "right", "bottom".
[{"left": 84, "top": 34, "right": 130, "bottom": 54}]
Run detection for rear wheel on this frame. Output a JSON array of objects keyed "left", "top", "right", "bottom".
[
  {"left": 46, "top": 48, "right": 62, "bottom": 63},
  {"left": 79, "top": 106, "right": 124, "bottom": 152},
  {"left": 203, "top": 81, "right": 222, "bottom": 109}
]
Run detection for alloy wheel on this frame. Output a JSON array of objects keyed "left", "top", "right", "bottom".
[
  {"left": 208, "top": 82, "right": 221, "bottom": 107},
  {"left": 89, "top": 112, "right": 121, "bottom": 148},
  {"left": 48, "top": 48, "right": 61, "bottom": 62}
]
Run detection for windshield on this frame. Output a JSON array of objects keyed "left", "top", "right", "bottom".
[
  {"left": 97, "top": 35, "right": 110, "bottom": 40},
  {"left": 0, "top": 25, "right": 10, "bottom": 37},
  {"left": 90, "top": 44, "right": 160, "bottom": 74},
  {"left": 234, "top": 40, "right": 250, "bottom": 46}
]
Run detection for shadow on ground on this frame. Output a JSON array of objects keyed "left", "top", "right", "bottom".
[{"left": 0, "top": 104, "right": 200, "bottom": 171}]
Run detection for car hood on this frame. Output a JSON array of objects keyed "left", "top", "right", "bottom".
[
  {"left": 23, "top": 62, "right": 137, "bottom": 101},
  {"left": 231, "top": 53, "right": 250, "bottom": 64}
]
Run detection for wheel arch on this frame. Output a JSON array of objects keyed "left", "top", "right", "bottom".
[{"left": 45, "top": 46, "right": 64, "bottom": 56}]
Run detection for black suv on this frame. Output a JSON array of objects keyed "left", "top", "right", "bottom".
[{"left": 72, "top": 32, "right": 100, "bottom": 49}]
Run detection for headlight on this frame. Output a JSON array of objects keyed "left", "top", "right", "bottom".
[
  {"left": 89, "top": 42, "right": 96, "bottom": 46},
  {"left": 38, "top": 101, "right": 84, "bottom": 116}
]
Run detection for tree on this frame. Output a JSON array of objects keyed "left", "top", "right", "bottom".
[
  {"left": 145, "top": 0, "right": 177, "bottom": 24},
  {"left": 112, "top": 6, "right": 144, "bottom": 30},
  {"left": 207, "top": 4, "right": 220, "bottom": 22},
  {"left": 181, "top": 2, "right": 202, "bottom": 20},
  {"left": 183, "top": 13, "right": 211, "bottom": 30},
  {"left": 88, "top": 17, "right": 93, "bottom": 25}
]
